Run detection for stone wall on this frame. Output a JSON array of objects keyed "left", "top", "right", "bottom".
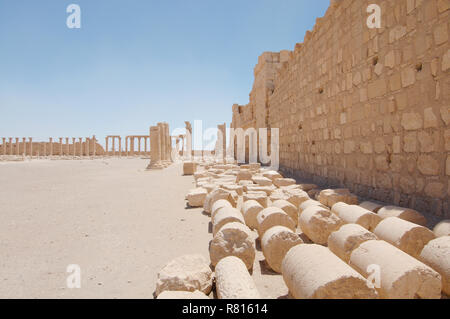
[{"left": 231, "top": 0, "right": 450, "bottom": 217}]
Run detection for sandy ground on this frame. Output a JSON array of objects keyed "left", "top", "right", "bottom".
[{"left": 0, "top": 158, "right": 287, "bottom": 299}]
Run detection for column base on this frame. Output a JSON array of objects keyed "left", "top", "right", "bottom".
[{"left": 146, "top": 161, "right": 165, "bottom": 170}]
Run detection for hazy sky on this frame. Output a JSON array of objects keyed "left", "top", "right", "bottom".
[{"left": 0, "top": 0, "right": 329, "bottom": 145}]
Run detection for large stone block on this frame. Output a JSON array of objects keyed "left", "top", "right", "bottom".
[
  {"left": 203, "top": 188, "right": 237, "bottom": 214},
  {"left": 155, "top": 254, "right": 213, "bottom": 296},
  {"left": 420, "top": 236, "right": 450, "bottom": 295},
  {"left": 272, "top": 200, "right": 298, "bottom": 226},
  {"left": 282, "top": 244, "right": 378, "bottom": 299},
  {"left": 157, "top": 290, "right": 209, "bottom": 299},
  {"left": 433, "top": 220, "right": 450, "bottom": 237},
  {"left": 261, "top": 226, "right": 302, "bottom": 273},
  {"left": 299, "top": 206, "right": 344, "bottom": 245},
  {"left": 241, "top": 200, "right": 264, "bottom": 230},
  {"left": 243, "top": 191, "right": 268, "bottom": 208},
  {"left": 328, "top": 223, "right": 378, "bottom": 263},
  {"left": 213, "top": 207, "right": 245, "bottom": 236},
  {"left": 210, "top": 222, "right": 255, "bottom": 270},
  {"left": 183, "top": 162, "right": 197, "bottom": 175},
  {"left": 331, "top": 202, "right": 381, "bottom": 231},
  {"left": 318, "top": 189, "right": 358, "bottom": 207},
  {"left": 273, "top": 178, "right": 296, "bottom": 187},
  {"left": 349, "top": 240, "right": 441, "bottom": 299},
  {"left": 256, "top": 207, "right": 296, "bottom": 238},
  {"left": 373, "top": 217, "right": 435, "bottom": 258},
  {"left": 186, "top": 187, "right": 208, "bottom": 207},
  {"left": 215, "top": 256, "right": 260, "bottom": 299},
  {"left": 377, "top": 205, "right": 427, "bottom": 226}
]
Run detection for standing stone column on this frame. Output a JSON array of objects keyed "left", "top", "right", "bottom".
[
  {"left": 185, "top": 121, "right": 192, "bottom": 160},
  {"left": 130, "top": 137, "right": 135, "bottom": 156},
  {"left": 125, "top": 137, "right": 128, "bottom": 157},
  {"left": 217, "top": 123, "right": 226, "bottom": 162},
  {"left": 22, "top": 137, "right": 26, "bottom": 155},
  {"left": 59, "top": 138, "right": 63, "bottom": 157},
  {"left": 157, "top": 123, "right": 166, "bottom": 162},
  {"left": 92, "top": 135, "right": 96, "bottom": 157},
  {"left": 138, "top": 137, "right": 141, "bottom": 155},
  {"left": 71, "top": 138, "right": 75, "bottom": 157},
  {"left": 118, "top": 137, "right": 122, "bottom": 157},
  {"left": 111, "top": 136, "right": 116, "bottom": 156},
  {"left": 165, "top": 123, "right": 171, "bottom": 162},
  {"left": 105, "top": 137, "right": 109, "bottom": 157},
  {"left": 29, "top": 138, "right": 33, "bottom": 158},
  {"left": 144, "top": 137, "right": 148, "bottom": 156},
  {"left": 78, "top": 138, "right": 83, "bottom": 156},
  {"left": 86, "top": 138, "right": 90, "bottom": 157},
  {"left": 8, "top": 138, "right": 13, "bottom": 155},
  {"left": 15, "top": 138, "right": 19, "bottom": 156},
  {"left": 2, "top": 138, "right": 5, "bottom": 156},
  {"left": 65, "top": 138, "right": 69, "bottom": 156},
  {"left": 147, "top": 126, "right": 164, "bottom": 169},
  {"left": 49, "top": 138, "right": 53, "bottom": 156}
]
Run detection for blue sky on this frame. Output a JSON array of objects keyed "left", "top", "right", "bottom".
[{"left": 0, "top": 0, "right": 329, "bottom": 145}]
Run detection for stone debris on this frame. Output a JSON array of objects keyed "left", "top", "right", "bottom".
[
  {"left": 433, "top": 220, "right": 450, "bottom": 238},
  {"left": 282, "top": 188, "right": 310, "bottom": 208},
  {"left": 419, "top": 236, "right": 450, "bottom": 296},
  {"left": 252, "top": 176, "right": 272, "bottom": 186},
  {"left": 273, "top": 178, "right": 296, "bottom": 187},
  {"left": 377, "top": 205, "right": 427, "bottom": 226},
  {"left": 256, "top": 207, "right": 296, "bottom": 238},
  {"left": 210, "top": 222, "right": 255, "bottom": 270},
  {"left": 244, "top": 185, "right": 275, "bottom": 195},
  {"left": 282, "top": 244, "right": 378, "bottom": 299},
  {"left": 177, "top": 159, "right": 447, "bottom": 299},
  {"left": 299, "top": 199, "right": 328, "bottom": 215},
  {"left": 298, "top": 206, "right": 344, "bottom": 245},
  {"left": 183, "top": 162, "right": 197, "bottom": 175},
  {"left": 262, "top": 170, "right": 282, "bottom": 181},
  {"left": 212, "top": 206, "right": 245, "bottom": 236},
  {"left": 318, "top": 189, "right": 358, "bottom": 207},
  {"left": 328, "top": 224, "right": 378, "bottom": 263},
  {"left": 331, "top": 202, "right": 381, "bottom": 231},
  {"left": 203, "top": 188, "right": 237, "bottom": 214},
  {"left": 241, "top": 200, "right": 264, "bottom": 230},
  {"left": 373, "top": 217, "right": 435, "bottom": 258},
  {"left": 271, "top": 200, "right": 298, "bottom": 227},
  {"left": 155, "top": 254, "right": 213, "bottom": 297},
  {"left": 349, "top": 240, "right": 442, "bottom": 299},
  {"left": 215, "top": 256, "right": 260, "bottom": 299},
  {"left": 261, "top": 226, "right": 303, "bottom": 273},
  {"left": 157, "top": 290, "right": 209, "bottom": 299},
  {"left": 243, "top": 191, "right": 268, "bottom": 208},
  {"left": 358, "top": 200, "right": 385, "bottom": 213},
  {"left": 186, "top": 187, "right": 208, "bottom": 207},
  {"left": 236, "top": 170, "right": 253, "bottom": 182},
  {"left": 211, "top": 199, "right": 232, "bottom": 222},
  {"left": 297, "top": 184, "right": 318, "bottom": 192}
]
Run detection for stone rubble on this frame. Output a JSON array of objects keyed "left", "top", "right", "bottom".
[{"left": 156, "top": 157, "right": 448, "bottom": 299}]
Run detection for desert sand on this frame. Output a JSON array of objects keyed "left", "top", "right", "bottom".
[{"left": 0, "top": 158, "right": 286, "bottom": 298}]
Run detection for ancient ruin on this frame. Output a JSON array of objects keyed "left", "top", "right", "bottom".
[{"left": 1, "top": 0, "right": 448, "bottom": 302}]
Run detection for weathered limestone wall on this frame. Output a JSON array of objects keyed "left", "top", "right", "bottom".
[{"left": 232, "top": 0, "right": 450, "bottom": 216}]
